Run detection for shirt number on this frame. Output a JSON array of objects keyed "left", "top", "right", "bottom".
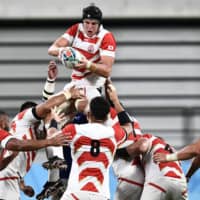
[{"left": 90, "top": 140, "right": 100, "bottom": 157}]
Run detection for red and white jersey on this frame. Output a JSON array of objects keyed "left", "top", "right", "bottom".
[
  {"left": 62, "top": 23, "right": 116, "bottom": 87},
  {"left": 140, "top": 134, "right": 185, "bottom": 181},
  {"left": 0, "top": 108, "right": 40, "bottom": 178},
  {"left": 0, "top": 129, "right": 16, "bottom": 162},
  {"left": 61, "top": 122, "right": 127, "bottom": 199},
  {"left": 106, "top": 107, "right": 144, "bottom": 199},
  {"left": 105, "top": 107, "right": 142, "bottom": 148},
  {"left": 0, "top": 129, "right": 15, "bottom": 149}
]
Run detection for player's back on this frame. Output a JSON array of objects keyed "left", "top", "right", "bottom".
[
  {"left": 142, "top": 134, "right": 185, "bottom": 181},
  {"left": 66, "top": 123, "right": 120, "bottom": 199}
]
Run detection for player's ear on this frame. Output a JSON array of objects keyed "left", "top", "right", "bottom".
[{"left": 86, "top": 111, "right": 91, "bottom": 122}]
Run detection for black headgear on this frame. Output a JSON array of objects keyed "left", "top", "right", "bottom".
[{"left": 82, "top": 5, "right": 102, "bottom": 23}]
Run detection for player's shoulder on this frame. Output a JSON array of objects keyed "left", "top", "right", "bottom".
[
  {"left": 0, "top": 129, "right": 10, "bottom": 140},
  {"left": 66, "top": 23, "right": 80, "bottom": 35}
]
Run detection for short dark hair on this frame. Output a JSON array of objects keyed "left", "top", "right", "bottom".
[
  {"left": 0, "top": 110, "right": 7, "bottom": 116},
  {"left": 90, "top": 96, "right": 110, "bottom": 121},
  {"left": 82, "top": 4, "right": 102, "bottom": 23},
  {"left": 19, "top": 101, "right": 37, "bottom": 112}
]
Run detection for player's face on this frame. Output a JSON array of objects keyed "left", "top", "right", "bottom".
[
  {"left": 83, "top": 19, "right": 100, "bottom": 37},
  {"left": 0, "top": 115, "right": 10, "bottom": 131}
]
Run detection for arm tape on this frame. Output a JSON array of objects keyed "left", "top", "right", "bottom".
[
  {"left": 32, "top": 107, "right": 42, "bottom": 120},
  {"left": 118, "top": 111, "right": 132, "bottom": 125},
  {"left": 42, "top": 79, "right": 55, "bottom": 101},
  {"left": 166, "top": 152, "right": 178, "bottom": 161}
]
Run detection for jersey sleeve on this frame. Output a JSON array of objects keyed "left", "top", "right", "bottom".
[
  {"left": 10, "top": 108, "right": 40, "bottom": 134},
  {"left": 100, "top": 32, "right": 116, "bottom": 57},
  {"left": 62, "top": 23, "right": 79, "bottom": 44},
  {"left": 113, "top": 125, "right": 128, "bottom": 148},
  {"left": 0, "top": 129, "right": 15, "bottom": 148},
  {"left": 62, "top": 123, "right": 76, "bottom": 140}
]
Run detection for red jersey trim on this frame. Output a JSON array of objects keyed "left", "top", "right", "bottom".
[
  {"left": 81, "top": 182, "right": 98, "bottom": 192},
  {"left": 118, "top": 177, "right": 144, "bottom": 188},
  {"left": 79, "top": 168, "right": 104, "bottom": 184},
  {"left": 0, "top": 176, "right": 19, "bottom": 181},
  {"left": 148, "top": 182, "right": 166, "bottom": 193},
  {"left": 70, "top": 193, "right": 79, "bottom": 200}
]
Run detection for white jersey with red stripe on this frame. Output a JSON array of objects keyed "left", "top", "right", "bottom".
[
  {"left": 106, "top": 107, "right": 145, "bottom": 200},
  {"left": 0, "top": 129, "right": 16, "bottom": 163},
  {"left": 62, "top": 23, "right": 116, "bottom": 88},
  {"left": 140, "top": 134, "right": 185, "bottom": 181},
  {"left": 139, "top": 134, "right": 188, "bottom": 200},
  {"left": 60, "top": 122, "right": 127, "bottom": 200},
  {"left": 0, "top": 129, "right": 15, "bottom": 149},
  {"left": 0, "top": 108, "right": 41, "bottom": 200}
]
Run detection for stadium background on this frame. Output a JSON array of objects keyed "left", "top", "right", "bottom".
[{"left": 0, "top": 0, "right": 200, "bottom": 199}]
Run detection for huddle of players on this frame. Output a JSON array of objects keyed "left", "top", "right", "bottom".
[{"left": 1, "top": 3, "right": 199, "bottom": 200}]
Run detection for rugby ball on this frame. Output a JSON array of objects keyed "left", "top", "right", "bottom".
[{"left": 60, "top": 47, "right": 85, "bottom": 69}]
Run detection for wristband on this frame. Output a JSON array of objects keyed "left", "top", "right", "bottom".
[
  {"left": 63, "top": 90, "right": 72, "bottom": 100},
  {"left": 86, "top": 61, "right": 92, "bottom": 69},
  {"left": 42, "top": 79, "right": 56, "bottom": 101},
  {"left": 166, "top": 152, "right": 178, "bottom": 161},
  {"left": 90, "top": 63, "right": 97, "bottom": 72},
  {"left": 47, "top": 78, "right": 55, "bottom": 83},
  {"left": 86, "top": 61, "right": 97, "bottom": 72},
  {"left": 49, "top": 119, "right": 58, "bottom": 129},
  {"left": 118, "top": 111, "right": 132, "bottom": 125}
]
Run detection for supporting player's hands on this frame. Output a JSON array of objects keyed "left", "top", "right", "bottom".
[
  {"left": 47, "top": 131, "right": 72, "bottom": 146},
  {"left": 47, "top": 60, "right": 58, "bottom": 80},
  {"left": 22, "top": 185, "right": 35, "bottom": 197},
  {"left": 51, "top": 106, "right": 68, "bottom": 124},
  {"left": 67, "top": 85, "right": 86, "bottom": 100},
  {"left": 19, "top": 179, "right": 35, "bottom": 197},
  {"left": 153, "top": 153, "right": 167, "bottom": 163},
  {"left": 105, "top": 79, "right": 118, "bottom": 103}
]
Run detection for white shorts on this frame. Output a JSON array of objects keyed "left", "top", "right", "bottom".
[
  {"left": 113, "top": 158, "right": 144, "bottom": 200},
  {"left": 140, "top": 176, "right": 188, "bottom": 200},
  {"left": 0, "top": 178, "right": 20, "bottom": 200},
  {"left": 64, "top": 82, "right": 101, "bottom": 102},
  {"left": 114, "top": 180, "right": 143, "bottom": 200}
]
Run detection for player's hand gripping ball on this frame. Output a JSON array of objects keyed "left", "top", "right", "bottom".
[{"left": 60, "top": 47, "right": 85, "bottom": 69}]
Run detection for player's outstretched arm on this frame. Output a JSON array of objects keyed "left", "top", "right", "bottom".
[
  {"left": 36, "top": 86, "right": 85, "bottom": 119},
  {"left": 153, "top": 139, "right": 200, "bottom": 163},
  {"left": 106, "top": 79, "right": 132, "bottom": 134},
  {"left": 42, "top": 60, "right": 58, "bottom": 101},
  {"left": 5, "top": 132, "right": 71, "bottom": 151},
  {"left": 48, "top": 37, "right": 69, "bottom": 57},
  {"left": 185, "top": 155, "right": 200, "bottom": 182}
]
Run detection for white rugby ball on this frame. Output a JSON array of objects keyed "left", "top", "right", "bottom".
[{"left": 60, "top": 47, "right": 85, "bottom": 69}]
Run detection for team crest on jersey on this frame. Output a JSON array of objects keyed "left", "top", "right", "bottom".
[{"left": 88, "top": 45, "right": 95, "bottom": 53}]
